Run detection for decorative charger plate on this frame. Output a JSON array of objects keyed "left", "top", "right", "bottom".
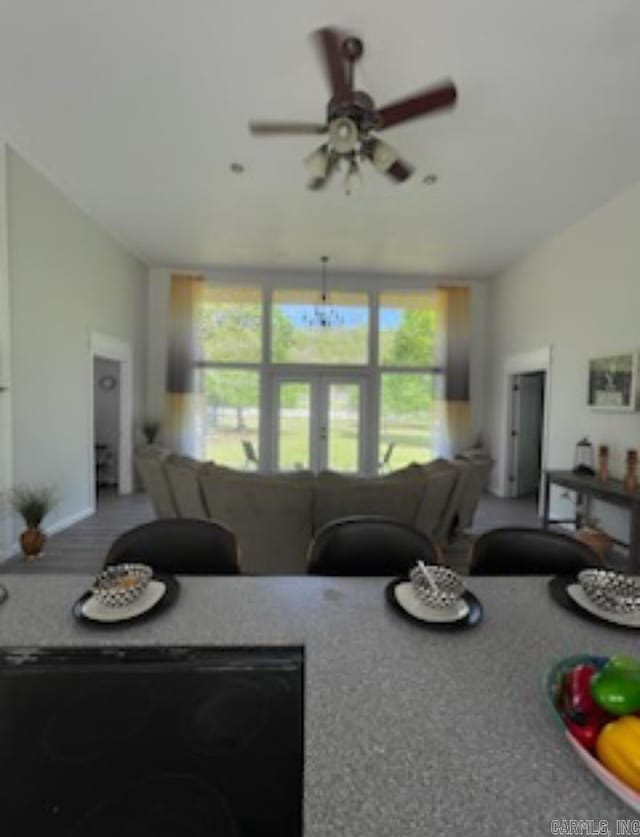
[
  {"left": 549, "top": 575, "right": 640, "bottom": 630},
  {"left": 385, "top": 579, "right": 483, "bottom": 630},
  {"left": 72, "top": 573, "right": 179, "bottom": 627},
  {"left": 545, "top": 654, "right": 640, "bottom": 813}
]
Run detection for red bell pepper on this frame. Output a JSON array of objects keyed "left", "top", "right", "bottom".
[
  {"left": 563, "top": 664, "right": 598, "bottom": 723},
  {"left": 561, "top": 663, "right": 611, "bottom": 751},
  {"left": 565, "top": 717, "right": 600, "bottom": 751}
]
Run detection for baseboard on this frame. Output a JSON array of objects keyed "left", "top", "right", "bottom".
[
  {"left": 0, "top": 506, "right": 95, "bottom": 561},
  {"left": 45, "top": 506, "right": 95, "bottom": 537}
]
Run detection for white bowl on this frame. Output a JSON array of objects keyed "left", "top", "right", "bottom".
[
  {"left": 92, "top": 563, "right": 153, "bottom": 608},
  {"left": 409, "top": 563, "right": 465, "bottom": 609},
  {"left": 578, "top": 569, "right": 640, "bottom": 614}
]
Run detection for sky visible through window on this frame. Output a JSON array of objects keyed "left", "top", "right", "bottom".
[{"left": 280, "top": 304, "right": 401, "bottom": 329}]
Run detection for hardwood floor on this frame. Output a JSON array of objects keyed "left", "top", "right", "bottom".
[
  {"left": 1, "top": 491, "right": 541, "bottom": 576},
  {"left": 3, "top": 490, "right": 154, "bottom": 575}
]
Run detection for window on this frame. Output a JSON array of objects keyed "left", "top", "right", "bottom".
[
  {"left": 176, "top": 278, "right": 466, "bottom": 471},
  {"left": 272, "top": 289, "right": 369, "bottom": 365},
  {"left": 200, "top": 369, "right": 260, "bottom": 467},
  {"left": 379, "top": 373, "right": 442, "bottom": 468},
  {"left": 196, "top": 285, "right": 262, "bottom": 363},
  {"left": 378, "top": 291, "right": 442, "bottom": 367},
  {"left": 377, "top": 290, "right": 445, "bottom": 471}
]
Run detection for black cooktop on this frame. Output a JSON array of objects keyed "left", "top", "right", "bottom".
[{"left": 0, "top": 646, "right": 304, "bottom": 836}]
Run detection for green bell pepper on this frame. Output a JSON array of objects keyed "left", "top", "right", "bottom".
[{"left": 590, "top": 655, "right": 640, "bottom": 716}]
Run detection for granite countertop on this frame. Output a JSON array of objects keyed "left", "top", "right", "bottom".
[{"left": 0, "top": 572, "right": 637, "bottom": 835}]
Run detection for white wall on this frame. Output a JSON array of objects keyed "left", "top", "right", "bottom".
[
  {"left": 146, "top": 267, "right": 488, "bottom": 455},
  {"left": 485, "top": 178, "right": 640, "bottom": 539},
  {"left": 0, "top": 144, "right": 13, "bottom": 552},
  {"left": 3, "top": 147, "right": 147, "bottom": 554}
]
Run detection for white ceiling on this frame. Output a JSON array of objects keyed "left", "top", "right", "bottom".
[{"left": 0, "top": 0, "right": 639, "bottom": 278}]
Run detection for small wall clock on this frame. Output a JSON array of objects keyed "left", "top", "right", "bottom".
[{"left": 99, "top": 374, "right": 117, "bottom": 391}]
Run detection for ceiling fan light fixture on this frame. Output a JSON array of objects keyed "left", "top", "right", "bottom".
[
  {"left": 369, "top": 138, "right": 399, "bottom": 173},
  {"left": 304, "top": 144, "right": 330, "bottom": 178},
  {"left": 344, "top": 160, "right": 363, "bottom": 195},
  {"left": 329, "top": 117, "right": 359, "bottom": 154}
]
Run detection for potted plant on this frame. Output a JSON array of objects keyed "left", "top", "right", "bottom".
[
  {"left": 141, "top": 419, "right": 161, "bottom": 445},
  {"left": 11, "top": 485, "right": 57, "bottom": 559}
]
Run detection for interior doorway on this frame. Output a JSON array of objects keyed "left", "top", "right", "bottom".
[
  {"left": 93, "top": 357, "right": 121, "bottom": 500},
  {"left": 509, "top": 371, "right": 546, "bottom": 500},
  {"left": 90, "top": 333, "right": 133, "bottom": 507}
]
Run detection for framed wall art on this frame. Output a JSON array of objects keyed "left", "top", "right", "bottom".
[{"left": 587, "top": 352, "right": 639, "bottom": 411}]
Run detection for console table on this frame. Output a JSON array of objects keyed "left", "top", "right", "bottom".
[{"left": 543, "top": 469, "right": 640, "bottom": 571}]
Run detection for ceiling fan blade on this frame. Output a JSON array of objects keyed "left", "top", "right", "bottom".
[
  {"left": 311, "top": 27, "right": 351, "bottom": 102},
  {"left": 376, "top": 80, "right": 457, "bottom": 130},
  {"left": 249, "top": 121, "right": 327, "bottom": 136}
]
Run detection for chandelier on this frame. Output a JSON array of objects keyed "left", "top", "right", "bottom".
[{"left": 302, "top": 256, "right": 344, "bottom": 329}]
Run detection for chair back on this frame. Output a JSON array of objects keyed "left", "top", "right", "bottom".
[
  {"left": 242, "top": 440, "right": 258, "bottom": 468},
  {"left": 104, "top": 519, "right": 240, "bottom": 575},
  {"left": 469, "top": 527, "right": 600, "bottom": 575},
  {"left": 307, "top": 515, "right": 441, "bottom": 576}
]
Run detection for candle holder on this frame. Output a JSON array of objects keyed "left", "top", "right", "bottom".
[
  {"left": 573, "top": 437, "right": 595, "bottom": 476},
  {"left": 624, "top": 449, "right": 638, "bottom": 493}
]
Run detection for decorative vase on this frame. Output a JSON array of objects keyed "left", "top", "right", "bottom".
[
  {"left": 624, "top": 449, "right": 638, "bottom": 493},
  {"left": 20, "top": 526, "right": 45, "bottom": 558},
  {"left": 574, "top": 527, "right": 613, "bottom": 562},
  {"left": 597, "top": 445, "right": 609, "bottom": 481}
]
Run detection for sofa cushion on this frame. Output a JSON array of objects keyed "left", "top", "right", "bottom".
[
  {"left": 165, "top": 454, "right": 208, "bottom": 518},
  {"left": 313, "top": 477, "right": 424, "bottom": 533},
  {"left": 201, "top": 464, "right": 313, "bottom": 519},
  {"left": 202, "top": 473, "right": 313, "bottom": 574},
  {"left": 453, "top": 455, "right": 493, "bottom": 531},
  {"left": 317, "top": 464, "right": 424, "bottom": 485},
  {"left": 134, "top": 447, "right": 177, "bottom": 518}
]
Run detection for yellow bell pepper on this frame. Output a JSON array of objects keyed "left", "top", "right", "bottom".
[{"left": 596, "top": 715, "right": 640, "bottom": 792}]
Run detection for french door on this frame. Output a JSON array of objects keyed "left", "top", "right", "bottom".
[{"left": 273, "top": 373, "right": 367, "bottom": 473}]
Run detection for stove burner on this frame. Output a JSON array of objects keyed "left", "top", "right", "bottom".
[
  {"left": 43, "top": 682, "right": 153, "bottom": 763},
  {"left": 68, "top": 773, "right": 239, "bottom": 837},
  {"left": 184, "top": 677, "right": 269, "bottom": 755}
]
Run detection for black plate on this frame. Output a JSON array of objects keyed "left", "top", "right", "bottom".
[
  {"left": 548, "top": 574, "right": 640, "bottom": 631},
  {"left": 72, "top": 574, "right": 180, "bottom": 628},
  {"left": 385, "top": 579, "right": 483, "bottom": 630}
]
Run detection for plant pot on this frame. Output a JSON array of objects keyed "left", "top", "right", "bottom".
[{"left": 20, "top": 526, "right": 45, "bottom": 559}]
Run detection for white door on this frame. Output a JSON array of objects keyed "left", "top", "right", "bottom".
[{"left": 274, "top": 374, "right": 366, "bottom": 473}]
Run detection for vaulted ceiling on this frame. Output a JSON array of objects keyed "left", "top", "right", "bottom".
[{"left": 1, "top": 0, "right": 639, "bottom": 277}]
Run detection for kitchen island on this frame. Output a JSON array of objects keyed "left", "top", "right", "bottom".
[{"left": 0, "top": 573, "right": 636, "bottom": 835}]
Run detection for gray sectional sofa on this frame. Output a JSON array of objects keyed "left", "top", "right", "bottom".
[{"left": 135, "top": 447, "right": 492, "bottom": 575}]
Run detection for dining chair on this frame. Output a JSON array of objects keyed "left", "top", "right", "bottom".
[
  {"left": 378, "top": 442, "right": 395, "bottom": 473},
  {"left": 103, "top": 518, "right": 241, "bottom": 575},
  {"left": 468, "top": 527, "right": 601, "bottom": 575},
  {"left": 307, "top": 515, "right": 441, "bottom": 576},
  {"left": 242, "top": 440, "right": 259, "bottom": 470}
]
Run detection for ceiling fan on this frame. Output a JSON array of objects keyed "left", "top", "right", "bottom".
[{"left": 249, "top": 26, "right": 457, "bottom": 193}]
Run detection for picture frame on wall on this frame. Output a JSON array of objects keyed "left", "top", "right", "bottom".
[{"left": 587, "top": 352, "right": 639, "bottom": 411}]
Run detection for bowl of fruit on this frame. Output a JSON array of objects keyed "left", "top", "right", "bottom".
[{"left": 546, "top": 654, "right": 640, "bottom": 811}]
